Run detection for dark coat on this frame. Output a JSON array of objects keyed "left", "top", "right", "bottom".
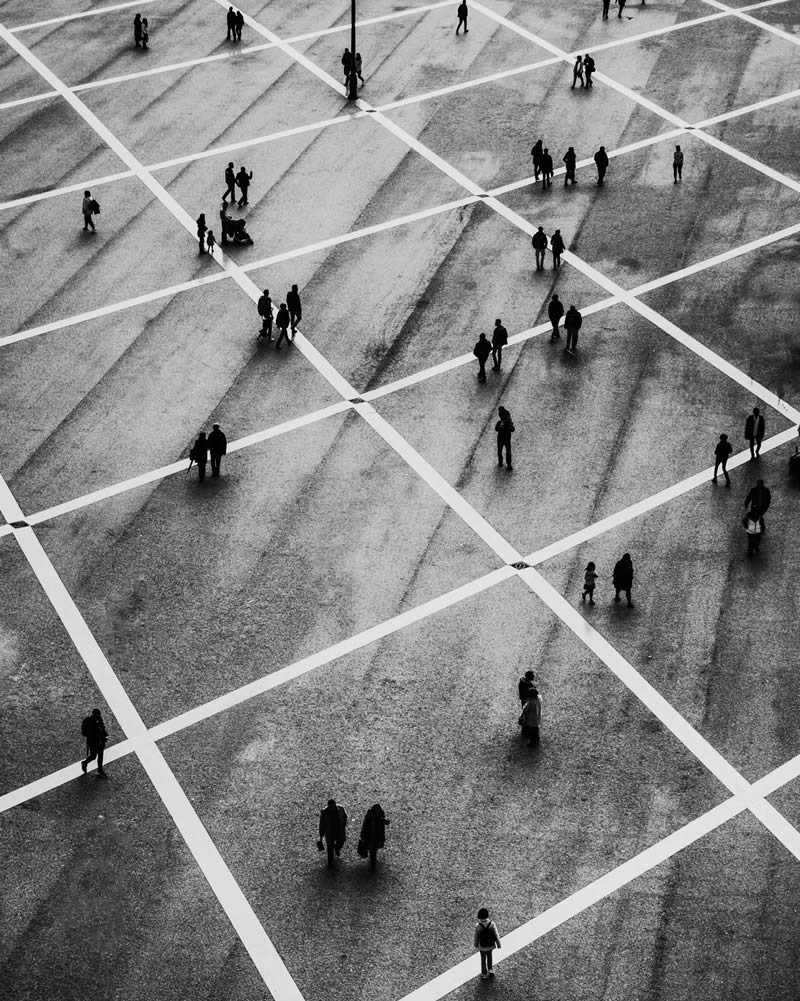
[
  {"left": 548, "top": 298, "right": 564, "bottom": 322},
  {"left": 745, "top": 414, "right": 765, "bottom": 441},
  {"left": 360, "top": 805, "right": 389, "bottom": 849},
  {"left": 258, "top": 294, "right": 272, "bottom": 317},
  {"left": 532, "top": 230, "right": 548, "bottom": 250},
  {"left": 541, "top": 153, "right": 554, "bottom": 173},
  {"left": 744, "top": 483, "right": 771, "bottom": 513},
  {"left": 275, "top": 305, "right": 291, "bottom": 330},
  {"left": 612, "top": 556, "right": 633, "bottom": 589},
  {"left": 208, "top": 428, "right": 227, "bottom": 457},
  {"left": 594, "top": 149, "right": 608, "bottom": 169},
  {"left": 492, "top": 324, "right": 508, "bottom": 347},
  {"left": 319, "top": 803, "right": 347, "bottom": 842},
  {"left": 473, "top": 337, "right": 491, "bottom": 362},
  {"left": 236, "top": 168, "right": 252, "bottom": 190},
  {"left": 550, "top": 232, "right": 565, "bottom": 254},
  {"left": 564, "top": 306, "right": 582, "bottom": 330},
  {"left": 286, "top": 290, "right": 301, "bottom": 313},
  {"left": 81, "top": 713, "right": 108, "bottom": 749},
  {"left": 191, "top": 434, "right": 209, "bottom": 462}
]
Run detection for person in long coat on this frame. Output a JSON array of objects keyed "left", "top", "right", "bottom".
[
  {"left": 134, "top": 13, "right": 143, "bottom": 46},
  {"left": 319, "top": 798, "right": 347, "bottom": 868},
  {"left": 359, "top": 804, "right": 390, "bottom": 870},
  {"left": 190, "top": 432, "right": 209, "bottom": 482},
  {"left": 612, "top": 553, "right": 634, "bottom": 607}
]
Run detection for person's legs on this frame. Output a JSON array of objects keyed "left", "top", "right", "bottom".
[
  {"left": 505, "top": 441, "right": 512, "bottom": 469},
  {"left": 529, "top": 726, "right": 540, "bottom": 747},
  {"left": 198, "top": 460, "right": 206, "bottom": 482},
  {"left": 369, "top": 847, "right": 377, "bottom": 871},
  {"left": 756, "top": 437, "right": 763, "bottom": 458},
  {"left": 275, "top": 328, "right": 287, "bottom": 348},
  {"left": 497, "top": 439, "right": 504, "bottom": 466},
  {"left": 96, "top": 745, "right": 107, "bottom": 776},
  {"left": 478, "top": 360, "right": 486, "bottom": 382},
  {"left": 722, "top": 459, "right": 730, "bottom": 485},
  {"left": 712, "top": 459, "right": 720, "bottom": 482},
  {"left": 326, "top": 839, "right": 335, "bottom": 867},
  {"left": 480, "top": 952, "right": 489, "bottom": 978},
  {"left": 211, "top": 455, "right": 221, "bottom": 477},
  {"left": 625, "top": 588, "right": 633, "bottom": 608},
  {"left": 614, "top": 588, "right": 621, "bottom": 602},
  {"left": 82, "top": 747, "right": 97, "bottom": 772}
]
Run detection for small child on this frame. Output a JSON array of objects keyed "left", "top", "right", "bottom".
[
  {"left": 582, "top": 561, "right": 598, "bottom": 604},
  {"left": 206, "top": 230, "right": 216, "bottom": 254},
  {"left": 474, "top": 908, "right": 501, "bottom": 980}
]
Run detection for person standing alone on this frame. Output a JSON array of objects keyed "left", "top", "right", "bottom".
[
  {"left": 713, "top": 432, "right": 733, "bottom": 485},
  {"left": 745, "top": 406, "right": 765, "bottom": 460},
  {"left": 491, "top": 318, "right": 508, "bottom": 371},
  {"left": 564, "top": 304, "right": 582, "bottom": 352},
  {"left": 318, "top": 798, "right": 348, "bottom": 868},
  {"left": 81, "top": 708, "right": 109, "bottom": 777},
  {"left": 208, "top": 424, "right": 227, "bottom": 478},
  {"left": 456, "top": 0, "right": 469, "bottom": 33},
  {"left": 496, "top": 407, "right": 514, "bottom": 469},
  {"left": 673, "top": 144, "right": 684, "bottom": 182},
  {"left": 474, "top": 908, "right": 501, "bottom": 979}
]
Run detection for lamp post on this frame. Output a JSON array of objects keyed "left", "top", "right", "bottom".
[{"left": 347, "top": 0, "right": 358, "bottom": 100}]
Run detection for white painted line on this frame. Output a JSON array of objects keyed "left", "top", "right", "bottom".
[
  {"left": 0, "top": 89, "right": 59, "bottom": 111},
  {"left": 0, "top": 170, "right": 136, "bottom": 213},
  {"left": 694, "top": 127, "right": 800, "bottom": 193},
  {"left": 699, "top": 0, "right": 800, "bottom": 46},
  {"left": 693, "top": 86, "right": 800, "bottom": 129},
  {"left": 10, "top": 0, "right": 160, "bottom": 32}
]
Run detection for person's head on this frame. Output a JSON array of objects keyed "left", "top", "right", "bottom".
[
  {"left": 213, "top": 423, "right": 220, "bottom": 431},
  {"left": 477, "top": 908, "right": 489, "bottom": 920},
  {"left": 495, "top": 318, "right": 501, "bottom": 325},
  {"left": 280, "top": 302, "right": 287, "bottom": 309},
  {"left": 554, "top": 228, "right": 561, "bottom": 236},
  {"left": 135, "top": 13, "right": 141, "bottom": 20},
  {"left": 356, "top": 52, "right": 361, "bottom": 58},
  {"left": 537, "top": 225, "right": 544, "bottom": 232},
  {"left": 199, "top": 431, "right": 207, "bottom": 439},
  {"left": 569, "top": 304, "right": 576, "bottom": 310},
  {"left": 263, "top": 288, "right": 269, "bottom": 295},
  {"left": 753, "top": 406, "right": 760, "bottom": 416},
  {"left": 92, "top": 708, "right": 102, "bottom": 718},
  {"left": 529, "top": 687, "right": 539, "bottom": 698},
  {"left": 587, "top": 561, "right": 595, "bottom": 570},
  {"left": 142, "top": 17, "right": 147, "bottom": 24},
  {"left": 479, "top": 332, "right": 487, "bottom": 340},
  {"left": 756, "top": 479, "right": 764, "bottom": 487},
  {"left": 552, "top": 293, "right": 559, "bottom": 301},
  {"left": 675, "top": 144, "right": 681, "bottom": 151},
  {"left": 498, "top": 406, "right": 508, "bottom": 419},
  {"left": 622, "top": 552, "right": 631, "bottom": 562},
  {"left": 327, "top": 798, "right": 336, "bottom": 807},
  {"left": 228, "top": 161, "right": 234, "bottom": 168},
  {"left": 524, "top": 670, "right": 535, "bottom": 680},
  {"left": 292, "top": 284, "right": 298, "bottom": 292},
  {"left": 84, "top": 190, "right": 91, "bottom": 197},
  {"left": 720, "top": 433, "right": 728, "bottom": 441},
  {"left": 207, "top": 229, "right": 214, "bottom": 237}
]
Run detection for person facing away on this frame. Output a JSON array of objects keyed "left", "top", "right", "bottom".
[
  {"left": 81, "top": 190, "right": 96, "bottom": 232},
  {"left": 222, "top": 162, "right": 236, "bottom": 203},
  {"left": 134, "top": 12, "right": 143, "bottom": 46},
  {"left": 236, "top": 166, "right": 253, "bottom": 206},
  {"left": 571, "top": 55, "right": 584, "bottom": 89},
  {"left": 518, "top": 668, "right": 537, "bottom": 705},
  {"left": 713, "top": 432, "right": 733, "bottom": 485},
  {"left": 208, "top": 423, "right": 227, "bottom": 478},
  {"left": 495, "top": 406, "right": 514, "bottom": 469},
  {"left": 474, "top": 908, "right": 501, "bottom": 979},
  {"left": 602, "top": 0, "right": 611, "bottom": 18},
  {"left": 583, "top": 53, "right": 595, "bottom": 86},
  {"left": 540, "top": 148, "right": 554, "bottom": 188},
  {"left": 342, "top": 47, "right": 353, "bottom": 80},
  {"left": 594, "top": 145, "right": 608, "bottom": 184},
  {"left": 318, "top": 798, "right": 348, "bottom": 868},
  {"left": 673, "top": 144, "right": 684, "bottom": 182},
  {"left": 456, "top": 0, "right": 469, "bottom": 33},
  {"left": 355, "top": 52, "right": 364, "bottom": 84},
  {"left": 226, "top": 6, "right": 236, "bottom": 39},
  {"left": 743, "top": 508, "right": 764, "bottom": 554},
  {"left": 141, "top": 17, "right": 149, "bottom": 48},
  {"left": 81, "top": 708, "right": 109, "bottom": 777},
  {"left": 530, "top": 138, "right": 543, "bottom": 179},
  {"left": 235, "top": 8, "right": 244, "bottom": 40},
  {"left": 563, "top": 146, "right": 577, "bottom": 185},
  {"left": 473, "top": 332, "right": 491, "bottom": 382},
  {"left": 612, "top": 553, "right": 634, "bottom": 607},
  {"left": 196, "top": 213, "right": 207, "bottom": 253},
  {"left": 548, "top": 293, "right": 564, "bottom": 341},
  {"left": 744, "top": 478, "right": 771, "bottom": 515},
  {"left": 564, "top": 305, "right": 582, "bottom": 352},
  {"left": 275, "top": 303, "right": 292, "bottom": 348},
  {"left": 257, "top": 289, "right": 273, "bottom": 339},
  {"left": 745, "top": 406, "right": 765, "bottom": 459},
  {"left": 519, "top": 687, "right": 542, "bottom": 746},
  {"left": 206, "top": 229, "right": 216, "bottom": 254},
  {"left": 618, "top": 0, "right": 627, "bottom": 17},
  {"left": 532, "top": 226, "right": 548, "bottom": 270},
  {"left": 190, "top": 432, "right": 209, "bottom": 481},
  {"left": 550, "top": 229, "right": 565, "bottom": 268},
  {"left": 359, "top": 803, "right": 390, "bottom": 870},
  {"left": 582, "top": 561, "right": 598, "bottom": 604},
  {"left": 286, "top": 284, "right": 302, "bottom": 331},
  {"left": 491, "top": 318, "right": 508, "bottom": 371}
]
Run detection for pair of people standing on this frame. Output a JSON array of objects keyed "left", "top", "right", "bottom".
[
  {"left": 572, "top": 53, "right": 595, "bottom": 88},
  {"left": 472, "top": 320, "right": 507, "bottom": 380},
  {"left": 341, "top": 49, "right": 365, "bottom": 85},
  {"left": 226, "top": 7, "right": 244, "bottom": 40},
  {"left": 133, "top": 13, "right": 149, "bottom": 48},
  {"left": 318, "top": 798, "right": 389, "bottom": 870},
  {"left": 532, "top": 227, "right": 565, "bottom": 269},
  {"left": 189, "top": 424, "right": 228, "bottom": 481}
]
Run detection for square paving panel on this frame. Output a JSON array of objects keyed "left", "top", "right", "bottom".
[
  {"left": 34, "top": 408, "right": 501, "bottom": 727},
  {"left": 536, "top": 472, "right": 800, "bottom": 784},
  {"left": 1, "top": 2, "right": 110, "bottom": 30},
  {"left": 0, "top": 40, "right": 57, "bottom": 104},
  {"left": 0, "top": 96, "right": 126, "bottom": 203},
  {"left": 78, "top": 46, "right": 346, "bottom": 165},
  {"left": 372, "top": 298, "right": 795, "bottom": 556},
  {"left": 703, "top": 93, "right": 800, "bottom": 187},
  {"left": 747, "top": 0, "right": 800, "bottom": 37},
  {"left": 0, "top": 755, "right": 270, "bottom": 1001},
  {"left": 158, "top": 573, "right": 727, "bottom": 1001}
]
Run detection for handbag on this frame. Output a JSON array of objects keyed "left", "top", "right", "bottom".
[{"left": 91, "top": 199, "right": 101, "bottom": 214}]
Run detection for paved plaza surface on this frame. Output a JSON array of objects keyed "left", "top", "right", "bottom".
[{"left": 1, "top": 0, "right": 800, "bottom": 998}]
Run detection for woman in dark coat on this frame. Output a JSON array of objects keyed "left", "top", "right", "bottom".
[
  {"left": 359, "top": 804, "right": 390, "bottom": 870},
  {"left": 134, "top": 13, "right": 143, "bottom": 46},
  {"left": 190, "top": 432, "right": 209, "bottom": 482},
  {"left": 196, "top": 213, "right": 207, "bottom": 253},
  {"left": 612, "top": 553, "right": 634, "bottom": 607}
]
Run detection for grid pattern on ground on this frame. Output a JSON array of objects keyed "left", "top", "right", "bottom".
[{"left": 2, "top": 0, "right": 800, "bottom": 998}]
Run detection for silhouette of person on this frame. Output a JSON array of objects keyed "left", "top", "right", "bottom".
[
  {"left": 745, "top": 406, "right": 765, "bottom": 459},
  {"left": 583, "top": 53, "right": 595, "bottom": 87},
  {"left": 286, "top": 284, "right": 302, "bottom": 332},
  {"left": 712, "top": 433, "right": 732, "bottom": 485},
  {"left": 673, "top": 144, "right": 684, "bottom": 182},
  {"left": 134, "top": 12, "right": 143, "bottom": 46},
  {"left": 563, "top": 146, "right": 577, "bottom": 185},
  {"left": 226, "top": 6, "right": 236, "bottom": 39},
  {"left": 355, "top": 52, "right": 364, "bottom": 85},
  {"left": 206, "top": 230, "right": 216, "bottom": 254},
  {"left": 208, "top": 424, "right": 227, "bottom": 478},
  {"left": 532, "top": 226, "right": 548, "bottom": 270},
  {"left": 318, "top": 798, "right": 347, "bottom": 868},
  {"left": 235, "top": 8, "right": 244, "bottom": 40},
  {"left": 491, "top": 318, "right": 508, "bottom": 371},
  {"left": 191, "top": 432, "right": 209, "bottom": 481},
  {"left": 342, "top": 47, "right": 353, "bottom": 81},
  {"left": 548, "top": 293, "right": 564, "bottom": 341},
  {"left": 744, "top": 479, "right": 771, "bottom": 515},
  {"left": 81, "top": 708, "right": 108, "bottom": 777},
  {"left": 612, "top": 553, "right": 634, "bottom": 607},
  {"left": 530, "top": 139, "right": 544, "bottom": 180},
  {"left": 257, "top": 289, "right": 273, "bottom": 339},
  {"left": 550, "top": 229, "right": 565, "bottom": 268},
  {"left": 594, "top": 145, "right": 608, "bottom": 184},
  {"left": 236, "top": 166, "right": 253, "bottom": 206},
  {"left": 456, "top": 0, "right": 469, "bottom": 33},
  {"left": 618, "top": 0, "right": 626, "bottom": 17},
  {"left": 473, "top": 332, "right": 491, "bottom": 382},
  {"left": 540, "top": 147, "right": 554, "bottom": 188},
  {"left": 519, "top": 688, "right": 541, "bottom": 746},
  {"left": 571, "top": 55, "right": 584, "bottom": 88},
  {"left": 222, "top": 162, "right": 236, "bottom": 203},
  {"left": 474, "top": 908, "right": 502, "bottom": 979},
  {"left": 81, "top": 190, "right": 96, "bottom": 232},
  {"left": 196, "top": 213, "right": 207, "bottom": 253},
  {"left": 141, "top": 17, "right": 149, "bottom": 48},
  {"left": 518, "top": 669, "right": 537, "bottom": 705},
  {"left": 359, "top": 804, "right": 389, "bottom": 870},
  {"left": 495, "top": 407, "right": 514, "bottom": 469},
  {"left": 602, "top": 0, "right": 610, "bottom": 17},
  {"left": 564, "top": 305, "right": 582, "bottom": 352},
  {"left": 744, "top": 508, "right": 763, "bottom": 554},
  {"left": 275, "top": 303, "right": 291, "bottom": 348}
]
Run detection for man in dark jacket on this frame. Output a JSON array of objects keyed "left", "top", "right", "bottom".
[
  {"left": 744, "top": 479, "right": 771, "bottom": 515},
  {"left": 359, "top": 804, "right": 389, "bottom": 870},
  {"left": 562, "top": 146, "right": 577, "bottom": 185},
  {"left": 491, "top": 318, "right": 508, "bottom": 371},
  {"left": 286, "top": 284, "right": 302, "bottom": 333},
  {"left": 713, "top": 433, "right": 733, "bottom": 485},
  {"left": 550, "top": 229, "right": 565, "bottom": 268},
  {"left": 564, "top": 305, "right": 582, "bottom": 352},
  {"left": 81, "top": 708, "right": 109, "bottom": 777},
  {"left": 612, "top": 553, "right": 634, "bottom": 607},
  {"left": 226, "top": 7, "right": 236, "bottom": 40},
  {"left": 548, "top": 294, "right": 564, "bottom": 341},
  {"left": 236, "top": 165, "right": 252, "bottom": 206},
  {"left": 594, "top": 145, "right": 608, "bottom": 184},
  {"left": 222, "top": 162, "right": 236, "bottom": 203},
  {"left": 257, "top": 289, "right": 273, "bottom": 340},
  {"left": 532, "top": 226, "right": 548, "bottom": 270},
  {"left": 540, "top": 148, "right": 554, "bottom": 188},
  {"left": 319, "top": 798, "right": 347, "bottom": 868},
  {"left": 190, "top": 431, "right": 209, "bottom": 482},
  {"left": 745, "top": 406, "right": 765, "bottom": 460},
  {"left": 496, "top": 406, "right": 515, "bottom": 469},
  {"left": 208, "top": 424, "right": 227, "bottom": 478},
  {"left": 583, "top": 53, "right": 595, "bottom": 87},
  {"left": 456, "top": 0, "right": 469, "bottom": 33},
  {"left": 473, "top": 333, "right": 492, "bottom": 382}
]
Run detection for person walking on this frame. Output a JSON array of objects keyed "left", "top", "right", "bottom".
[
  {"left": 518, "top": 669, "right": 537, "bottom": 705},
  {"left": 712, "top": 432, "right": 733, "bottom": 485},
  {"left": 612, "top": 553, "right": 634, "bottom": 607},
  {"left": 540, "top": 147, "right": 554, "bottom": 188},
  {"left": 583, "top": 53, "right": 596, "bottom": 87},
  {"left": 745, "top": 406, "right": 765, "bottom": 460},
  {"left": 81, "top": 190, "right": 97, "bottom": 232},
  {"left": 602, "top": 0, "right": 611, "bottom": 17},
  {"left": 473, "top": 332, "right": 491, "bottom": 382},
  {"left": 564, "top": 304, "right": 582, "bottom": 352},
  {"left": 491, "top": 318, "right": 508, "bottom": 371},
  {"left": 617, "top": 0, "right": 627, "bottom": 17},
  {"left": 235, "top": 8, "right": 244, "bottom": 40},
  {"left": 222, "top": 162, "right": 236, "bottom": 204},
  {"left": 141, "top": 17, "right": 149, "bottom": 48},
  {"left": 196, "top": 213, "right": 207, "bottom": 253},
  {"left": 550, "top": 229, "right": 565, "bottom": 268},
  {"left": 563, "top": 146, "right": 577, "bottom": 185},
  {"left": 286, "top": 284, "right": 302, "bottom": 333},
  {"left": 257, "top": 289, "right": 273, "bottom": 340},
  {"left": 744, "top": 478, "right": 771, "bottom": 516},
  {"left": 743, "top": 508, "right": 764, "bottom": 554},
  {"left": 495, "top": 407, "right": 514, "bottom": 469},
  {"left": 208, "top": 423, "right": 227, "bottom": 478},
  {"left": 341, "top": 47, "right": 353, "bottom": 82},
  {"left": 519, "top": 687, "right": 542, "bottom": 746},
  {"left": 530, "top": 138, "right": 543, "bottom": 179},
  {"left": 318, "top": 798, "right": 348, "bottom": 868},
  {"left": 81, "top": 708, "right": 109, "bottom": 777},
  {"left": 456, "top": 0, "right": 469, "bottom": 33},
  {"left": 548, "top": 293, "right": 564, "bottom": 341},
  {"left": 275, "top": 302, "right": 292, "bottom": 348},
  {"left": 226, "top": 6, "right": 236, "bottom": 40},
  {"left": 206, "top": 229, "right": 216, "bottom": 254},
  {"left": 474, "top": 908, "right": 502, "bottom": 979},
  {"left": 190, "top": 431, "right": 209, "bottom": 482},
  {"left": 354, "top": 52, "right": 365, "bottom": 85},
  {"left": 673, "top": 144, "right": 684, "bottom": 182},
  {"left": 358, "top": 804, "right": 389, "bottom": 871},
  {"left": 571, "top": 55, "right": 584, "bottom": 88},
  {"left": 236, "top": 166, "right": 253, "bottom": 206},
  {"left": 582, "top": 561, "right": 598, "bottom": 604},
  {"left": 594, "top": 145, "right": 608, "bottom": 184},
  {"left": 532, "top": 226, "right": 548, "bottom": 270},
  {"left": 134, "top": 12, "right": 143, "bottom": 46}
]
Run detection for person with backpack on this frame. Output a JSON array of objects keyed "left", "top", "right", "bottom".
[
  {"left": 81, "top": 190, "right": 98, "bottom": 232},
  {"left": 275, "top": 303, "right": 292, "bottom": 348},
  {"left": 190, "top": 431, "right": 209, "bottom": 482},
  {"left": 491, "top": 318, "right": 508, "bottom": 371},
  {"left": 81, "top": 708, "right": 109, "bottom": 777},
  {"left": 358, "top": 803, "right": 390, "bottom": 870},
  {"left": 474, "top": 908, "right": 501, "bottom": 979},
  {"left": 257, "top": 289, "right": 273, "bottom": 340},
  {"left": 318, "top": 798, "right": 348, "bottom": 868},
  {"left": 495, "top": 407, "right": 515, "bottom": 469},
  {"left": 473, "top": 332, "right": 492, "bottom": 382}
]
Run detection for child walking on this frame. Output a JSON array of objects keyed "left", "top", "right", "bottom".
[
  {"left": 206, "top": 230, "right": 216, "bottom": 254},
  {"left": 582, "top": 561, "right": 598, "bottom": 604},
  {"left": 474, "top": 908, "right": 501, "bottom": 979}
]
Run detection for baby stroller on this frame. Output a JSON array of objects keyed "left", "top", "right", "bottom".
[{"left": 219, "top": 205, "right": 254, "bottom": 245}]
